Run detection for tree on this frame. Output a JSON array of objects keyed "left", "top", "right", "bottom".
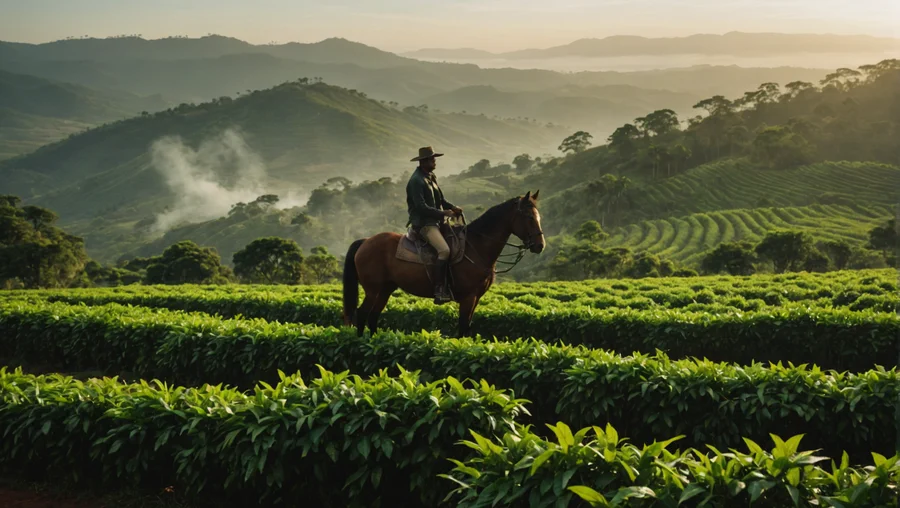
[
  {"left": 558, "top": 131, "right": 593, "bottom": 155},
  {"left": 512, "top": 154, "right": 535, "bottom": 174},
  {"left": 0, "top": 196, "right": 89, "bottom": 289},
  {"left": 867, "top": 219, "right": 897, "bottom": 266},
  {"left": 625, "top": 251, "right": 674, "bottom": 278},
  {"left": 669, "top": 144, "right": 692, "bottom": 173},
  {"left": 607, "top": 123, "right": 641, "bottom": 159},
  {"left": 802, "top": 248, "right": 830, "bottom": 273},
  {"left": 701, "top": 241, "right": 758, "bottom": 275},
  {"left": 233, "top": 237, "right": 304, "bottom": 284},
  {"left": 144, "top": 241, "right": 232, "bottom": 284},
  {"left": 782, "top": 81, "right": 814, "bottom": 101},
  {"left": 819, "top": 240, "right": 853, "bottom": 270},
  {"left": 303, "top": 246, "right": 341, "bottom": 284},
  {"left": 467, "top": 159, "right": 492, "bottom": 175},
  {"left": 692, "top": 95, "right": 733, "bottom": 117},
  {"left": 574, "top": 220, "right": 608, "bottom": 244},
  {"left": 754, "top": 230, "right": 814, "bottom": 273},
  {"left": 636, "top": 109, "right": 680, "bottom": 137},
  {"left": 751, "top": 125, "right": 815, "bottom": 170},
  {"left": 21, "top": 205, "right": 58, "bottom": 230}
]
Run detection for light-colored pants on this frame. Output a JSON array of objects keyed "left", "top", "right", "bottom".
[{"left": 420, "top": 225, "right": 450, "bottom": 261}]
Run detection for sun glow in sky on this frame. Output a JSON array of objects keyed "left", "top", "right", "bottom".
[{"left": 1, "top": 0, "right": 898, "bottom": 52}]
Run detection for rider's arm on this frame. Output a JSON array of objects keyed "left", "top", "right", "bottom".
[{"left": 410, "top": 177, "right": 446, "bottom": 220}]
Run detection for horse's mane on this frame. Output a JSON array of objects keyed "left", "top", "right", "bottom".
[{"left": 467, "top": 197, "right": 520, "bottom": 234}]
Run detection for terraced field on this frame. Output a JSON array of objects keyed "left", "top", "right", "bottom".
[
  {"left": 2, "top": 269, "right": 898, "bottom": 506},
  {"left": 605, "top": 202, "right": 892, "bottom": 265},
  {"left": 635, "top": 160, "right": 900, "bottom": 220}
]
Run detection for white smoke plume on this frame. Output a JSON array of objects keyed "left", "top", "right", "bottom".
[{"left": 149, "top": 128, "right": 306, "bottom": 233}]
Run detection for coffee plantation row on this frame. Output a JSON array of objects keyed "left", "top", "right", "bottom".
[
  {"left": 14, "top": 268, "right": 897, "bottom": 312},
  {"left": 13, "top": 275, "right": 898, "bottom": 371},
  {"left": 2, "top": 299, "right": 898, "bottom": 460},
  {"left": 2, "top": 367, "right": 898, "bottom": 507}
]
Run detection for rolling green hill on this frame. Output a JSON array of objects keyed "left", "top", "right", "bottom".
[
  {"left": 0, "top": 80, "right": 567, "bottom": 231},
  {"left": 603, "top": 203, "right": 892, "bottom": 266},
  {"left": 0, "top": 69, "right": 164, "bottom": 121},
  {"left": 0, "top": 108, "right": 92, "bottom": 160},
  {"left": 0, "top": 70, "right": 167, "bottom": 160},
  {"left": 541, "top": 159, "right": 900, "bottom": 235}
]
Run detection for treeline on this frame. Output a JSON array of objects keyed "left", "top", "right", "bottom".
[
  {"left": 1, "top": 195, "right": 342, "bottom": 289},
  {"left": 604, "top": 58, "right": 900, "bottom": 177},
  {"left": 700, "top": 223, "right": 896, "bottom": 276},
  {"left": 544, "top": 220, "right": 697, "bottom": 280}
]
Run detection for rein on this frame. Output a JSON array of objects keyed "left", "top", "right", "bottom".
[{"left": 457, "top": 210, "right": 534, "bottom": 275}]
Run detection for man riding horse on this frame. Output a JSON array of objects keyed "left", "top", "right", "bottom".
[
  {"left": 342, "top": 145, "right": 545, "bottom": 337},
  {"left": 406, "top": 146, "right": 462, "bottom": 304}
]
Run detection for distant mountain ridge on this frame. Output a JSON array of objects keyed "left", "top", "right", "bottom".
[
  {"left": 0, "top": 35, "right": 411, "bottom": 68},
  {"left": 404, "top": 32, "right": 900, "bottom": 59}
]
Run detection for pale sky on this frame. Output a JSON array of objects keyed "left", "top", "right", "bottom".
[{"left": 1, "top": 0, "right": 898, "bottom": 52}]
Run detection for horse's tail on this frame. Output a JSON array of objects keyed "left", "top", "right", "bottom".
[{"left": 342, "top": 238, "right": 366, "bottom": 326}]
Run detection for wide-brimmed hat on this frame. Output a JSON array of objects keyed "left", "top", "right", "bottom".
[{"left": 410, "top": 146, "right": 444, "bottom": 161}]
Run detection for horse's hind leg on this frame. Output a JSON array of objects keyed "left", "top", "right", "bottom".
[
  {"left": 366, "top": 283, "right": 396, "bottom": 335},
  {"left": 457, "top": 294, "right": 479, "bottom": 338},
  {"left": 356, "top": 293, "right": 373, "bottom": 336}
]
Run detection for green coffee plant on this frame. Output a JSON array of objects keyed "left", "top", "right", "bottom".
[{"left": 0, "top": 366, "right": 526, "bottom": 507}]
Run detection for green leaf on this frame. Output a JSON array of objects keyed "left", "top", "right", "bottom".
[
  {"left": 568, "top": 486, "right": 608, "bottom": 506},
  {"left": 357, "top": 437, "right": 370, "bottom": 459},
  {"left": 531, "top": 449, "right": 557, "bottom": 475},
  {"left": 748, "top": 480, "right": 775, "bottom": 502},
  {"left": 678, "top": 484, "right": 706, "bottom": 505}
]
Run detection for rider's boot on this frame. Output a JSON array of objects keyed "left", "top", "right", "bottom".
[{"left": 432, "top": 259, "right": 452, "bottom": 305}]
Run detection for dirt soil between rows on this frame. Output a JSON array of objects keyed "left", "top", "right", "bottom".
[{"left": 0, "top": 486, "right": 107, "bottom": 508}]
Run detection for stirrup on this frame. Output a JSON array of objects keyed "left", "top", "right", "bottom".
[{"left": 433, "top": 285, "right": 452, "bottom": 304}]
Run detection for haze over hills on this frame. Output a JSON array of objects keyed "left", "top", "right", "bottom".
[
  {"left": 0, "top": 69, "right": 167, "bottom": 159},
  {"left": 0, "top": 34, "right": 834, "bottom": 140},
  {"left": 0, "top": 80, "right": 567, "bottom": 245},
  {"left": 405, "top": 32, "right": 900, "bottom": 59},
  {"left": 0, "top": 30, "right": 895, "bottom": 272}
]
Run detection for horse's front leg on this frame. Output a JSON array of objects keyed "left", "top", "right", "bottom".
[{"left": 457, "top": 294, "right": 479, "bottom": 337}]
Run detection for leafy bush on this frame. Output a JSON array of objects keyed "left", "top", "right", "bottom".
[{"left": 0, "top": 367, "right": 524, "bottom": 507}]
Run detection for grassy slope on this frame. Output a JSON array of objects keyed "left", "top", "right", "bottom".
[
  {"left": 0, "top": 82, "right": 566, "bottom": 222},
  {"left": 541, "top": 159, "right": 900, "bottom": 235},
  {"left": 604, "top": 203, "right": 891, "bottom": 266}
]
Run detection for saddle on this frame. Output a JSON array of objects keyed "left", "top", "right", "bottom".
[{"left": 396, "top": 224, "right": 467, "bottom": 265}]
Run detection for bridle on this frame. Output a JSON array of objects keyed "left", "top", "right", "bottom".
[{"left": 458, "top": 204, "right": 543, "bottom": 275}]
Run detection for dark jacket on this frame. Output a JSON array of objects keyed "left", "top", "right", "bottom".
[{"left": 406, "top": 166, "right": 454, "bottom": 228}]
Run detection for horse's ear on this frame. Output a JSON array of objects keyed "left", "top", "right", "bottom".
[
  {"left": 533, "top": 189, "right": 540, "bottom": 200},
  {"left": 524, "top": 191, "right": 531, "bottom": 200}
]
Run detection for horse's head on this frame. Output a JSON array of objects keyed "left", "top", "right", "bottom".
[{"left": 512, "top": 190, "right": 545, "bottom": 254}]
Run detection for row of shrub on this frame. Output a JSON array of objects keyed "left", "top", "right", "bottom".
[
  {"left": 2, "top": 300, "right": 897, "bottom": 460},
  {"left": 445, "top": 422, "right": 900, "bottom": 507},
  {"left": 31, "top": 287, "right": 899, "bottom": 371},
  {"left": 3, "top": 367, "right": 898, "bottom": 507},
  {"left": 0, "top": 366, "right": 523, "bottom": 507}
]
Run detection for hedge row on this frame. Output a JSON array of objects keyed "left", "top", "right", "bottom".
[
  {"left": 0, "top": 366, "right": 524, "bottom": 507},
  {"left": 35, "top": 286, "right": 900, "bottom": 371},
  {"left": 2, "top": 300, "right": 898, "bottom": 460},
  {"left": 444, "top": 422, "right": 900, "bottom": 507}
]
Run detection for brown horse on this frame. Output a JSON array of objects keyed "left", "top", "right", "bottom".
[{"left": 342, "top": 191, "right": 545, "bottom": 337}]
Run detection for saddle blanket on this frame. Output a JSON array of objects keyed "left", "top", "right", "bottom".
[{"left": 395, "top": 225, "right": 467, "bottom": 265}]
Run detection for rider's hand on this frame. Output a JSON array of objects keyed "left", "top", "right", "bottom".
[
  {"left": 451, "top": 206, "right": 463, "bottom": 216},
  {"left": 442, "top": 210, "right": 455, "bottom": 217}
]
